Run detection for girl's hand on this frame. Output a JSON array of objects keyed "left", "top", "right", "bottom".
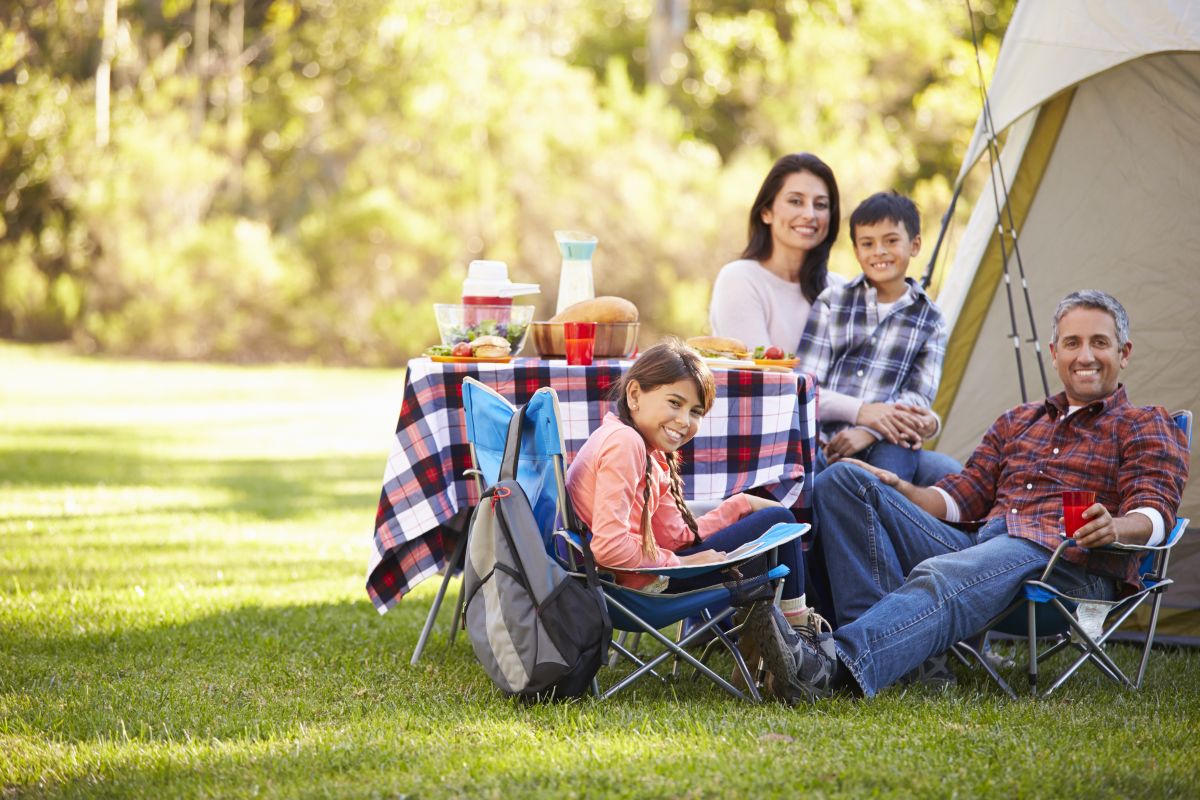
[
  {"left": 676, "top": 550, "right": 727, "bottom": 566},
  {"left": 739, "top": 493, "right": 785, "bottom": 513}
]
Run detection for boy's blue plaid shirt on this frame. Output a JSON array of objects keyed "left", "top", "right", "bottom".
[{"left": 797, "top": 275, "right": 947, "bottom": 439}]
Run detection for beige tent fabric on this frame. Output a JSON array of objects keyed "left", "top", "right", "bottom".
[
  {"left": 939, "top": 53, "right": 1200, "bottom": 520},
  {"left": 959, "top": 0, "right": 1200, "bottom": 177}
]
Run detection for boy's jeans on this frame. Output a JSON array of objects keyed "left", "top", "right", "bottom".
[{"left": 815, "top": 462, "right": 1116, "bottom": 696}]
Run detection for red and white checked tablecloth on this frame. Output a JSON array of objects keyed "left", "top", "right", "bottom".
[{"left": 366, "top": 357, "right": 817, "bottom": 613}]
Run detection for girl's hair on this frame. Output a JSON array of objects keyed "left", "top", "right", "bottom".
[
  {"left": 609, "top": 338, "right": 716, "bottom": 559},
  {"left": 740, "top": 152, "right": 841, "bottom": 304}
]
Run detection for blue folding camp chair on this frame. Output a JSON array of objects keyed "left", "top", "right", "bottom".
[
  {"left": 956, "top": 410, "right": 1192, "bottom": 698},
  {"left": 410, "top": 375, "right": 562, "bottom": 664},
  {"left": 452, "top": 377, "right": 810, "bottom": 701}
]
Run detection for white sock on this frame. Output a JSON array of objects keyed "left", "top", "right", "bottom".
[{"left": 780, "top": 594, "right": 806, "bottom": 616}]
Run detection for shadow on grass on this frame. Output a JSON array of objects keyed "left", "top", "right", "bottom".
[{"left": 0, "top": 425, "right": 386, "bottom": 522}]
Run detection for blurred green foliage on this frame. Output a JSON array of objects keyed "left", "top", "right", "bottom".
[{"left": 0, "top": 0, "right": 1012, "bottom": 364}]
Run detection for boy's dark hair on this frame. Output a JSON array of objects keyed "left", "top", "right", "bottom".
[{"left": 849, "top": 191, "right": 920, "bottom": 242}]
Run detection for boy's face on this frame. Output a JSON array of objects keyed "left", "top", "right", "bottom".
[{"left": 852, "top": 218, "right": 920, "bottom": 296}]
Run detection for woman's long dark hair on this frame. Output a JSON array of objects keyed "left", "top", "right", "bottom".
[{"left": 741, "top": 152, "right": 841, "bottom": 303}]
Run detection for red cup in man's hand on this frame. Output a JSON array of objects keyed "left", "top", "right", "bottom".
[{"left": 1062, "top": 490, "right": 1096, "bottom": 538}]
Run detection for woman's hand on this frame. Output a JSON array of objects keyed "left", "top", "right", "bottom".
[
  {"left": 676, "top": 550, "right": 727, "bottom": 566},
  {"left": 738, "top": 493, "right": 786, "bottom": 513},
  {"left": 824, "top": 427, "right": 876, "bottom": 463}
]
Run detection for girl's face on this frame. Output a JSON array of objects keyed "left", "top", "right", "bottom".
[
  {"left": 762, "top": 170, "right": 831, "bottom": 255},
  {"left": 627, "top": 378, "right": 705, "bottom": 453}
]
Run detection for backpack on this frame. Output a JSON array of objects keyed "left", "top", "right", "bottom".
[{"left": 461, "top": 403, "right": 611, "bottom": 700}]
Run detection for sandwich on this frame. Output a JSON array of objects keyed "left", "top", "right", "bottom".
[
  {"left": 470, "top": 335, "right": 512, "bottom": 358},
  {"left": 685, "top": 335, "right": 750, "bottom": 360}
]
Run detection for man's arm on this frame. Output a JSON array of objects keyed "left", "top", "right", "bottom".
[{"left": 840, "top": 458, "right": 948, "bottom": 518}]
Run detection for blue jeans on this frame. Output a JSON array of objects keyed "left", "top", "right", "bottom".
[
  {"left": 815, "top": 441, "right": 962, "bottom": 486},
  {"left": 671, "top": 507, "right": 803, "bottom": 600},
  {"left": 814, "top": 462, "right": 1116, "bottom": 696}
]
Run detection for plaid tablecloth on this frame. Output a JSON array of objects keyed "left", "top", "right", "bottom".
[{"left": 367, "top": 357, "right": 817, "bottom": 613}]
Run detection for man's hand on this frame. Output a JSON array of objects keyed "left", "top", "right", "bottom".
[
  {"left": 825, "top": 427, "right": 877, "bottom": 463},
  {"left": 738, "top": 493, "right": 785, "bottom": 513},
  {"left": 677, "top": 550, "right": 727, "bottom": 566},
  {"left": 840, "top": 457, "right": 902, "bottom": 488},
  {"left": 838, "top": 457, "right": 947, "bottom": 518},
  {"left": 1071, "top": 504, "right": 1153, "bottom": 548},
  {"left": 856, "top": 402, "right": 927, "bottom": 448}
]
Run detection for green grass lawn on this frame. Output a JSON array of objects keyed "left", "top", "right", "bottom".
[{"left": 2, "top": 343, "right": 1199, "bottom": 799}]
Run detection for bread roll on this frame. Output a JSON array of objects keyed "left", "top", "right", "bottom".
[
  {"left": 471, "top": 335, "right": 511, "bottom": 358},
  {"left": 686, "top": 335, "right": 749, "bottom": 359},
  {"left": 548, "top": 296, "right": 638, "bottom": 324}
]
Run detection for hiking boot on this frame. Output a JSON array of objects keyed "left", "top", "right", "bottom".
[
  {"left": 742, "top": 603, "right": 800, "bottom": 700},
  {"left": 744, "top": 604, "right": 841, "bottom": 704},
  {"left": 899, "top": 652, "right": 957, "bottom": 689}
]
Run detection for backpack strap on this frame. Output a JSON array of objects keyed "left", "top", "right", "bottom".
[
  {"left": 498, "top": 405, "right": 526, "bottom": 483},
  {"left": 497, "top": 400, "right": 604, "bottom": 595}
]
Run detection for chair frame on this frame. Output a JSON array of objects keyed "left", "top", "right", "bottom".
[{"left": 957, "top": 409, "right": 1192, "bottom": 698}]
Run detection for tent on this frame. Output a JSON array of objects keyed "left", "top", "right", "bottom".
[{"left": 928, "top": 0, "right": 1200, "bottom": 643}]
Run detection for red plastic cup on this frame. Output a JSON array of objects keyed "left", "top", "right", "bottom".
[
  {"left": 564, "top": 321, "right": 597, "bottom": 366},
  {"left": 1062, "top": 490, "right": 1096, "bottom": 538}
]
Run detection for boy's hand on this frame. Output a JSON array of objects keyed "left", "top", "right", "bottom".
[
  {"left": 893, "top": 404, "right": 940, "bottom": 439},
  {"left": 824, "top": 427, "right": 876, "bottom": 463},
  {"left": 856, "top": 402, "right": 927, "bottom": 447}
]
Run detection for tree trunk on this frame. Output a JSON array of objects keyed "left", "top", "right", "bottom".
[
  {"left": 192, "top": 0, "right": 211, "bottom": 137},
  {"left": 226, "top": 0, "right": 245, "bottom": 198},
  {"left": 647, "top": 0, "right": 689, "bottom": 86},
  {"left": 95, "top": 0, "right": 118, "bottom": 147}
]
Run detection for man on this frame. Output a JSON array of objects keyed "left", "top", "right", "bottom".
[{"left": 762, "top": 290, "right": 1189, "bottom": 701}]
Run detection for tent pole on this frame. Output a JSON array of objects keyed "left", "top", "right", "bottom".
[
  {"left": 966, "top": 0, "right": 1050, "bottom": 399},
  {"left": 921, "top": 181, "right": 962, "bottom": 290}
]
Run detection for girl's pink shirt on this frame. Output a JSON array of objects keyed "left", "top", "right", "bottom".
[{"left": 565, "top": 413, "right": 752, "bottom": 588}]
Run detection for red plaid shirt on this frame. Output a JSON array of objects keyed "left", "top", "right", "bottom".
[{"left": 938, "top": 386, "right": 1189, "bottom": 591}]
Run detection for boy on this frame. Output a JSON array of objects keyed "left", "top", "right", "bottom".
[{"left": 797, "top": 191, "right": 957, "bottom": 484}]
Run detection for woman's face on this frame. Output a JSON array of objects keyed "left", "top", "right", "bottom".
[
  {"left": 761, "top": 170, "right": 831, "bottom": 256},
  {"left": 627, "top": 378, "right": 704, "bottom": 454}
]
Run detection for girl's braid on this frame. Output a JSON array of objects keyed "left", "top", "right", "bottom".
[
  {"left": 666, "top": 451, "right": 702, "bottom": 547},
  {"left": 639, "top": 451, "right": 658, "bottom": 560}
]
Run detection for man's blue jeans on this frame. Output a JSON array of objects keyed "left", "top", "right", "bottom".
[{"left": 815, "top": 462, "right": 1117, "bottom": 696}]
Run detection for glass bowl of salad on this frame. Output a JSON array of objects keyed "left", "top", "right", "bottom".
[{"left": 433, "top": 304, "right": 535, "bottom": 355}]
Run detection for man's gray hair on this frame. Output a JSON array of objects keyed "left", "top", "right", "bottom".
[{"left": 1051, "top": 290, "right": 1130, "bottom": 347}]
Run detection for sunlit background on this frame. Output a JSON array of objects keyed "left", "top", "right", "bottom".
[{"left": 0, "top": 0, "right": 1012, "bottom": 365}]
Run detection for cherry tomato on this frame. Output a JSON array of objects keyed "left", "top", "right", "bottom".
[
  {"left": 452, "top": 341, "right": 474, "bottom": 357},
  {"left": 763, "top": 345, "right": 785, "bottom": 360}
]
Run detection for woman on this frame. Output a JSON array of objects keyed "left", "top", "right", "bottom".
[{"left": 709, "top": 153, "right": 846, "bottom": 353}]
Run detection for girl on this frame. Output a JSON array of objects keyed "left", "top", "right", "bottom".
[{"left": 565, "top": 338, "right": 822, "bottom": 632}]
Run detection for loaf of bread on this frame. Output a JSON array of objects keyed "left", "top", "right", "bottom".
[{"left": 548, "top": 296, "right": 639, "bottom": 324}]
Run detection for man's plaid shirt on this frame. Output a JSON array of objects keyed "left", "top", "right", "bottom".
[
  {"left": 939, "top": 386, "right": 1189, "bottom": 591},
  {"left": 797, "top": 275, "right": 947, "bottom": 438}
]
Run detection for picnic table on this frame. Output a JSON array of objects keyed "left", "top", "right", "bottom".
[{"left": 366, "top": 357, "right": 817, "bottom": 613}]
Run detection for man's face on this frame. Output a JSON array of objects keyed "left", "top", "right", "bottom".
[{"left": 1049, "top": 307, "right": 1131, "bottom": 406}]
